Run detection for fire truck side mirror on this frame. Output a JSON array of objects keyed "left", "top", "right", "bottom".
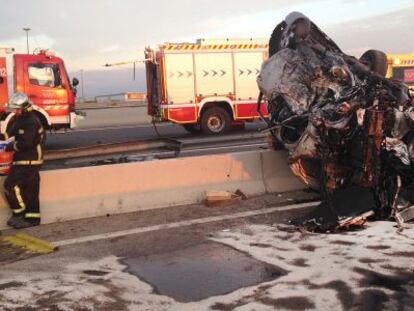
[
  {"left": 72, "top": 77, "right": 79, "bottom": 87},
  {"left": 0, "top": 77, "right": 3, "bottom": 84}
]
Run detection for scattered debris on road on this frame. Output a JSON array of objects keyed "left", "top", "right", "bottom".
[
  {"left": 205, "top": 190, "right": 243, "bottom": 207},
  {"left": 0, "top": 233, "right": 57, "bottom": 264}
]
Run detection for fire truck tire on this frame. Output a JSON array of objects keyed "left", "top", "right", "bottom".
[
  {"left": 201, "top": 107, "right": 231, "bottom": 135},
  {"left": 182, "top": 124, "right": 201, "bottom": 133},
  {"left": 360, "top": 50, "right": 388, "bottom": 77}
]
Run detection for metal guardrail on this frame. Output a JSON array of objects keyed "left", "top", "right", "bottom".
[
  {"left": 44, "top": 132, "right": 267, "bottom": 167},
  {"left": 45, "top": 138, "right": 182, "bottom": 161},
  {"left": 94, "top": 93, "right": 127, "bottom": 101}
]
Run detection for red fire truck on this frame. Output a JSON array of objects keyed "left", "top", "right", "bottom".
[
  {"left": 387, "top": 53, "right": 414, "bottom": 95},
  {"left": 0, "top": 48, "right": 81, "bottom": 133},
  {"left": 145, "top": 39, "right": 269, "bottom": 134}
]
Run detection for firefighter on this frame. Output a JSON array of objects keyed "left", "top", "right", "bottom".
[{"left": 3, "top": 92, "right": 45, "bottom": 229}]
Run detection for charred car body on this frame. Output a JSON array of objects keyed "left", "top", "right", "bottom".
[{"left": 257, "top": 12, "right": 414, "bottom": 230}]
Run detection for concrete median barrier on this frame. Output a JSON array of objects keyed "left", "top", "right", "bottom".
[
  {"left": 0, "top": 150, "right": 305, "bottom": 230},
  {"left": 76, "top": 105, "right": 151, "bottom": 129}
]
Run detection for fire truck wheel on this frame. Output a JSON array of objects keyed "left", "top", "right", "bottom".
[
  {"left": 201, "top": 107, "right": 231, "bottom": 135},
  {"left": 182, "top": 124, "right": 201, "bottom": 133},
  {"left": 360, "top": 50, "right": 388, "bottom": 77}
]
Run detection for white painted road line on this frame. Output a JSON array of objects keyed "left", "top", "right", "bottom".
[{"left": 54, "top": 201, "right": 319, "bottom": 247}]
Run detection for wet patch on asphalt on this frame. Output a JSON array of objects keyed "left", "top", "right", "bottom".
[
  {"left": 0, "top": 281, "right": 23, "bottom": 291},
  {"left": 258, "top": 296, "right": 315, "bottom": 310},
  {"left": 82, "top": 270, "right": 110, "bottom": 276},
  {"left": 353, "top": 289, "right": 389, "bottom": 311},
  {"left": 355, "top": 267, "right": 414, "bottom": 292},
  {"left": 121, "top": 241, "right": 288, "bottom": 302},
  {"left": 389, "top": 251, "right": 414, "bottom": 257},
  {"left": 0, "top": 241, "right": 41, "bottom": 265},
  {"left": 365, "top": 245, "right": 391, "bottom": 250},
  {"left": 358, "top": 258, "right": 385, "bottom": 264},
  {"left": 330, "top": 240, "right": 356, "bottom": 246},
  {"left": 248, "top": 243, "right": 272, "bottom": 248},
  {"left": 299, "top": 244, "right": 317, "bottom": 252},
  {"left": 303, "top": 279, "right": 355, "bottom": 310},
  {"left": 209, "top": 283, "right": 276, "bottom": 311},
  {"left": 290, "top": 258, "right": 309, "bottom": 267}
]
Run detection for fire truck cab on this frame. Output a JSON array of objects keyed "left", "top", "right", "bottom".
[
  {"left": 145, "top": 39, "right": 269, "bottom": 135},
  {"left": 387, "top": 53, "right": 414, "bottom": 94},
  {"left": 0, "top": 49, "right": 80, "bottom": 133}
]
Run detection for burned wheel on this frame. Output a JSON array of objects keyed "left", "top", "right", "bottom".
[
  {"left": 269, "top": 21, "right": 287, "bottom": 57},
  {"left": 360, "top": 50, "right": 388, "bottom": 77},
  {"left": 201, "top": 107, "right": 231, "bottom": 135}
]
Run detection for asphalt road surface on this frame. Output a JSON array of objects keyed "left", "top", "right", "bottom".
[
  {"left": 1, "top": 190, "right": 413, "bottom": 310},
  {"left": 46, "top": 108, "right": 263, "bottom": 150},
  {"left": 41, "top": 106, "right": 267, "bottom": 170},
  {"left": 46, "top": 123, "right": 188, "bottom": 150},
  {"left": 45, "top": 123, "right": 263, "bottom": 150}
]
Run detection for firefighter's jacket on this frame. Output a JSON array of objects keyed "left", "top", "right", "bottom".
[{"left": 5, "top": 109, "right": 45, "bottom": 166}]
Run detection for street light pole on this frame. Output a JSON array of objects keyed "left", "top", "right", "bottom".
[{"left": 22, "top": 28, "right": 31, "bottom": 54}]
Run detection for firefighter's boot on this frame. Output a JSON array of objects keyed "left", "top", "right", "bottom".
[
  {"left": 7, "top": 214, "right": 24, "bottom": 227},
  {"left": 12, "top": 217, "right": 40, "bottom": 229}
]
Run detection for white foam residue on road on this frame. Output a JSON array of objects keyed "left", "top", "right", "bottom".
[
  {"left": 210, "top": 221, "right": 414, "bottom": 310},
  {"left": 0, "top": 256, "right": 174, "bottom": 311},
  {"left": 0, "top": 221, "right": 413, "bottom": 310}
]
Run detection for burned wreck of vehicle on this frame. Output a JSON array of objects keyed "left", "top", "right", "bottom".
[{"left": 257, "top": 12, "right": 414, "bottom": 231}]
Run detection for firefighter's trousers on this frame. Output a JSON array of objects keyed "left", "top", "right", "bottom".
[{"left": 4, "top": 165, "right": 41, "bottom": 222}]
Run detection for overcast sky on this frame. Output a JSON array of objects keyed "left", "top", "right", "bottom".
[{"left": 1, "top": 0, "right": 413, "bottom": 98}]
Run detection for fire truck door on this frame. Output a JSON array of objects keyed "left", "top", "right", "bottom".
[
  {"left": 0, "top": 57, "right": 8, "bottom": 107},
  {"left": 22, "top": 60, "right": 68, "bottom": 113}
]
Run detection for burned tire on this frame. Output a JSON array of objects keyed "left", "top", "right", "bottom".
[
  {"left": 268, "top": 20, "right": 341, "bottom": 58},
  {"left": 200, "top": 107, "right": 231, "bottom": 135},
  {"left": 269, "top": 21, "right": 287, "bottom": 57},
  {"left": 360, "top": 50, "right": 388, "bottom": 77},
  {"left": 182, "top": 124, "right": 201, "bottom": 134}
]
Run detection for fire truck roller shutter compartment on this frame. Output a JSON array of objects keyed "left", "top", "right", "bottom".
[
  {"left": 194, "top": 53, "right": 233, "bottom": 101},
  {"left": 234, "top": 52, "right": 264, "bottom": 119},
  {"left": 164, "top": 53, "right": 196, "bottom": 123}
]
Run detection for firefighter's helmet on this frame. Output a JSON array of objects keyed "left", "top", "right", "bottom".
[{"left": 8, "top": 92, "right": 32, "bottom": 111}]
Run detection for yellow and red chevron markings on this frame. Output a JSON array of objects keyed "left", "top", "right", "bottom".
[{"left": 164, "top": 43, "right": 268, "bottom": 51}]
